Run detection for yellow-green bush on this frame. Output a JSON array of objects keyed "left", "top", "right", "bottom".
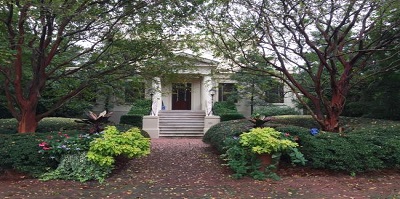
[{"left": 87, "top": 126, "right": 150, "bottom": 167}]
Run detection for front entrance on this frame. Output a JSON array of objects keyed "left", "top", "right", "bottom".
[{"left": 172, "top": 83, "right": 191, "bottom": 110}]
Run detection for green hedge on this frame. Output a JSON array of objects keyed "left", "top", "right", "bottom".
[
  {"left": 203, "top": 119, "right": 253, "bottom": 153},
  {"left": 255, "top": 105, "right": 300, "bottom": 116},
  {"left": 275, "top": 125, "right": 400, "bottom": 173},
  {"left": 220, "top": 113, "right": 245, "bottom": 121},
  {"left": 272, "top": 115, "right": 319, "bottom": 129},
  {"left": 119, "top": 114, "right": 143, "bottom": 127}
]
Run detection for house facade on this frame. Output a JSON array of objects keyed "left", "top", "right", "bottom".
[{"left": 97, "top": 54, "right": 298, "bottom": 138}]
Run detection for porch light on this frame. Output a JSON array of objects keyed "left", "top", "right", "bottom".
[
  {"left": 209, "top": 89, "right": 216, "bottom": 115},
  {"left": 209, "top": 89, "right": 216, "bottom": 97}
]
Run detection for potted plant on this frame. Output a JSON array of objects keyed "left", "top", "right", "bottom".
[{"left": 239, "top": 127, "right": 305, "bottom": 171}]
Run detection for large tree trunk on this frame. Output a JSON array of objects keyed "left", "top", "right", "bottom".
[
  {"left": 18, "top": 109, "right": 39, "bottom": 133},
  {"left": 323, "top": 114, "right": 340, "bottom": 132}
]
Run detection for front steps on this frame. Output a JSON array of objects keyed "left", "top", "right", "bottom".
[{"left": 158, "top": 110, "right": 206, "bottom": 137}]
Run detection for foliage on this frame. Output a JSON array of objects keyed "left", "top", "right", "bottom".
[
  {"left": 343, "top": 72, "right": 400, "bottom": 120},
  {"left": 248, "top": 114, "right": 273, "bottom": 128},
  {"left": 40, "top": 152, "right": 112, "bottom": 183},
  {"left": 213, "top": 101, "right": 238, "bottom": 115},
  {"left": 38, "top": 131, "right": 103, "bottom": 162},
  {"left": 127, "top": 99, "right": 152, "bottom": 115},
  {"left": 0, "top": 104, "right": 12, "bottom": 119},
  {"left": 231, "top": 68, "right": 283, "bottom": 114},
  {"left": 87, "top": 126, "right": 150, "bottom": 167},
  {"left": 221, "top": 137, "right": 262, "bottom": 179},
  {"left": 77, "top": 111, "right": 113, "bottom": 134},
  {"left": 221, "top": 128, "right": 305, "bottom": 180},
  {"left": 275, "top": 125, "right": 400, "bottom": 173},
  {"left": 37, "top": 117, "right": 87, "bottom": 133},
  {"left": 201, "top": 0, "right": 400, "bottom": 132},
  {"left": 240, "top": 128, "right": 299, "bottom": 154},
  {"left": 0, "top": 0, "right": 205, "bottom": 133},
  {"left": 0, "top": 118, "right": 18, "bottom": 134},
  {"left": 271, "top": 115, "right": 320, "bottom": 129},
  {"left": 113, "top": 124, "right": 150, "bottom": 138},
  {"left": 0, "top": 133, "right": 58, "bottom": 177},
  {"left": 119, "top": 114, "right": 144, "bottom": 128},
  {"left": 213, "top": 101, "right": 244, "bottom": 121},
  {"left": 219, "top": 113, "right": 245, "bottom": 121},
  {"left": 254, "top": 105, "right": 300, "bottom": 117},
  {"left": 203, "top": 119, "right": 253, "bottom": 153},
  {"left": 206, "top": 116, "right": 400, "bottom": 175}
]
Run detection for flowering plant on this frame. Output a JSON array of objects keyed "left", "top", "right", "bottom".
[{"left": 38, "top": 131, "right": 102, "bottom": 161}]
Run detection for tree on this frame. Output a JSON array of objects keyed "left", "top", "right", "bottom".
[
  {"left": 200, "top": 0, "right": 400, "bottom": 132},
  {"left": 0, "top": 0, "right": 204, "bottom": 133},
  {"left": 231, "top": 56, "right": 283, "bottom": 115}
]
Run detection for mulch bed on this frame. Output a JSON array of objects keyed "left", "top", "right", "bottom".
[{"left": 0, "top": 138, "right": 399, "bottom": 199}]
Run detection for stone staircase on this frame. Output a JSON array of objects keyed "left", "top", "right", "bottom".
[{"left": 158, "top": 110, "right": 206, "bottom": 137}]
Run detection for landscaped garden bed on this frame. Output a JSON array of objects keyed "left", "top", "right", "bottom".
[{"left": 0, "top": 116, "right": 400, "bottom": 198}]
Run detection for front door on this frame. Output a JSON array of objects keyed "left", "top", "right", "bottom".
[{"left": 172, "top": 83, "right": 191, "bottom": 110}]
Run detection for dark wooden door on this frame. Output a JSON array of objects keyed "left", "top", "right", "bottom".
[{"left": 172, "top": 83, "right": 191, "bottom": 110}]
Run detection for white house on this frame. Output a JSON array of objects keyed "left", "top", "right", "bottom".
[{"left": 95, "top": 53, "right": 297, "bottom": 138}]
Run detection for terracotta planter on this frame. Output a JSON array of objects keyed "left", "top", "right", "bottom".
[
  {"left": 258, "top": 153, "right": 279, "bottom": 172},
  {"left": 258, "top": 153, "right": 273, "bottom": 171}
]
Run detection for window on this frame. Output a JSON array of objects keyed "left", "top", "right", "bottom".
[
  {"left": 218, "top": 83, "right": 237, "bottom": 102},
  {"left": 264, "top": 82, "right": 284, "bottom": 103},
  {"left": 125, "top": 81, "right": 145, "bottom": 104}
]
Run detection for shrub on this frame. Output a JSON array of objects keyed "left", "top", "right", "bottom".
[
  {"left": 87, "top": 126, "right": 150, "bottom": 167},
  {"left": 219, "top": 113, "right": 245, "bottom": 121},
  {"left": 272, "top": 115, "right": 319, "bottom": 129},
  {"left": 113, "top": 124, "right": 150, "bottom": 138},
  {"left": 127, "top": 99, "right": 152, "bottom": 115},
  {"left": 221, "top": 137, "right": 262, "bottom": 179},
  {"left": 37, "top": 117, "right": 87, "bottom": 132},
  {"left": 275, "top": 125, "right": 400, "bottom": 173},
  {"left": 254, "top": 105, "right": 300, "bottom": 116},
  {"left": 119, "top": 114, "right": 143, "bottom": 127},
  {"left": 213, "top": 101, "right": 238, "bottom": 115},
  {"left": 0, "top": 118, "right": 18, "bottom": 134},
  {"left": 203, "top": 119, "right": 253, "bottom": 153},
  {"left": 38, "top": 131, "right": 102, "bottom": 162},
  {"left": 207, "top": 115, "right": 400, "bottom": 175},
  {"left": 0, "top": 133, "right": 59, "bottom": 177}
]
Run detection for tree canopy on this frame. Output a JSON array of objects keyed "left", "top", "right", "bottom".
[
  {"left": 200, "top": 0, "right": 400, "bottom": 131},
  {"left": 0, "top": 0, "right": 204, "bottom": 133}
]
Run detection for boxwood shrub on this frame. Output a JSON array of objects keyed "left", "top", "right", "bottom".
[
  {"left": 255, "top": 105, "right": 300, "bottom": 116},
  {"left": 203, "top": 119, "right": 253, "bottom": 153},
  {"left": 119, "top": 114, "right": 143, "bottom": 127},
  {"left": 219, "top": 113, "right": 245, "bottom": 122}
]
